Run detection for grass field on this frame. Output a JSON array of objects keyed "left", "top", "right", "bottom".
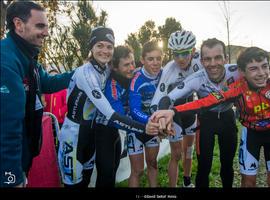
[{"left": 116, "top": 122, "right": 268, "bottom": 188}]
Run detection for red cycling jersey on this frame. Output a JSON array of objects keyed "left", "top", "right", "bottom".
[{"left": 173, "top": 77, "right": 270, "bottom": 131}]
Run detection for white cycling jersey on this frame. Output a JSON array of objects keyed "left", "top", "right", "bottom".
[
  {"left": 150, "top": 52, "right": 202, "bottom": 138},
  {"left": 65, "top": 61, "right": 112, "bottom": 123},
  {"left": 150, "top": 51, "right": 203, "bottom": 109}
]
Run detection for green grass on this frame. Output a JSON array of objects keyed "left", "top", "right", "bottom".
[{"left": 116, "top": 121, "right": 268, "bottom": 187}]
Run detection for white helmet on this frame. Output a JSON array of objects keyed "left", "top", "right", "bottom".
[{"left": 168, "top": 30, "right": 196, "bottom": 50}]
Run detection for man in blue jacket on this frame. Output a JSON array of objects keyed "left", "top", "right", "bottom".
[{"left": 0, "top": 1, "right": 73, "bottom": 187}]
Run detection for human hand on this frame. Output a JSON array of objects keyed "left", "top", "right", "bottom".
[
  {"left": 145, "top": 119, "right": 159, "bottom": 135},
  {"left": 150, "top": 110, "right": 175, "bottom": 128},
  {"left": 157, "top": 121, "right": 176, "bottom": 139}
]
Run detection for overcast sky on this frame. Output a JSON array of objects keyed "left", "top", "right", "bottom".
[{"left": 90, "top": 1, "right": 270, "bottom": 51}]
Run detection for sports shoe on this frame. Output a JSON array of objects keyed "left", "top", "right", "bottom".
[{"left": 183, "top": 182, "right": 195, "bottom": 188}]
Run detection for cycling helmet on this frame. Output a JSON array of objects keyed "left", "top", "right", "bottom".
[{"left": 168, "top": 30, "right": 196, "bottom": 50}]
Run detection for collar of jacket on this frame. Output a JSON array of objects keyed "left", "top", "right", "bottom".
[
  {"left": 89, "top": 58, "right": 107, "bottom": 74},
  {"left": 110, "top": 70, "right": 131, "bottom": 89},
  {"left": 9, "top": 30, "right": 40, "bottom": 60}
]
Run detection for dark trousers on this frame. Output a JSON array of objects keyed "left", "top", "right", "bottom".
[
  {"left": 94, "top": 123, "right": 121, "bottom": 187},
  {"left": 196, "top": 109, "right": 238, "bottom": 188}
]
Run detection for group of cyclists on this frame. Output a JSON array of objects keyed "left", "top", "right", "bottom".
[
  {"left": 1, "top": 1, "right": 269, "bottom": 188},
  {"left": 57, "top": 23, "right": 270, "bottom": 188}
]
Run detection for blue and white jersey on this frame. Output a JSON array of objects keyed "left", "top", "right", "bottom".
[
  {"left": 150, "top": 51, "right": 203, "bottom": 110},
  {"left": 167, "top": 64, "right": 240, "bottom": 112},
  {"left": 95, "top": 75, "right": 130, "bottom": 127},
  {"left": 129, "top": 67, "right": 162, "bottom": 124}
]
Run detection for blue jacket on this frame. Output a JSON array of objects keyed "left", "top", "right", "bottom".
[
  {"left": 129, "top": 67, "right": 161, "bottom": 124},
  {"left": 105, "top": 77, "right": 130, "bottom": 128},
  {"left": 0, "top": 33, "right": 73, "bottom": 187}
]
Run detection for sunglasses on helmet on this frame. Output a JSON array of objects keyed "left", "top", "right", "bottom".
[{"left": 173, "top": 48, "right": 193, "bottom": 58}]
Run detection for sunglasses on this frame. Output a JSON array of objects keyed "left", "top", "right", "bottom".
[{"left": 173, "top": 49, "right": 193, "bottom": 58}]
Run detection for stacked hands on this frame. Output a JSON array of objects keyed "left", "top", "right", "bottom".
[{"left": 146, "top": 110, "right": 176, "bottom": 139}]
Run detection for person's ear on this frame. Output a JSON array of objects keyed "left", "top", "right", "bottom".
[
  {"left": 224, "top": 54, "right": 229, "bottom": 64},
  {"left": 13, "top": 17, "right": 24, "bottom": 33},
  {"left": 140, "top": 56, "right": 145, "bottom": 65},
  {"left": 239, "top": 68, "right": 246, "bottom": 78}
]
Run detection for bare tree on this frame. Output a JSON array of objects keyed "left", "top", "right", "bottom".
[{"left": 219, "top": 1, "right": 232, "bottom": 63}]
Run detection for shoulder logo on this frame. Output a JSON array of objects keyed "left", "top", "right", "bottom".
[
  {"left": 92, "top": 90, "right": 102, "bottom": 99},
  {"left": 265, "top": 90, "right": 270, "bottom": 99},
  {"left": 160, "top": 83, "right": 165, "bottom": 92},
  {"left": 211, "top": 91, "right": 224, "bottom": 100},
  {"left": 228, "top": 64, "right": 238, "bottom": 72},
  {"left": 177, "top": 82, "right": 185, "bottom": 89},
  {"left": 193, "top": 52, "right": 199, "bottom": 59},
  {"left": 193, "top": 64, "right": 199, "bottom": 72}
]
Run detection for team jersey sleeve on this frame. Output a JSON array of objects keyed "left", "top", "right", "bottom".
[
  {"left": 159, "top": 76, "right": 197, "bottom": 109},
  {"left": 77, "top": 67, "right": 145, "bottom": 134},
  {"left": 173, "top": 80, "right": 242, "bottom": 114},
  {"left": 129, "top": 75, "right": 149, "bottom": 124},
  {"left": 150, "top": 66, "right": 173, "bottom": 111}
]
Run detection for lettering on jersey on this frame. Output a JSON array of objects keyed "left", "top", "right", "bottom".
[
  {"left": 265, "top": 90, "right": 270, "bottom": 99},
  {"left": 112, "top": 119, "right": 144, "bottom": 133},
  {"left": 63, "top": 142, "right": 74, "bottom": 180},
  {"left": 130, "top": 72, "right": 141, "bottom": 91},
  {"left": 228, "top": 64, "right": 237, "bottom": 72},
  {"left": 227, "top": 77, "right": 235, "bottom": 85},
  {"left": 72, "top": 91, "right": 83, "bottom": 119},
  {"left": 211, "top": 91, "right": 224, "bottom": 101},
  {"left": 254, "top": 102, "right": 269, "bottom": 113},
  {"left": 177, "top": 82, "right": 185, "bottom": 89},
  {"left": 92, "top": 89, "right": 101, "bottom": 99},
  {"left": 193, "top": 52, "right": 199, "bottom": 59},
  {"left": 111, "top": 79, "right": 118, "bottom": 100},
  {"left": 193, "top": 64, "right": 199, "bottom": 72},
  {"left": 160, "top": 83, "right": 165, "bottom": 92}
]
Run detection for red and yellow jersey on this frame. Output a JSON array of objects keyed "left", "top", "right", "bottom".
[{"left": 174, "top": 78, "right": 270, "bottom": 131}]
